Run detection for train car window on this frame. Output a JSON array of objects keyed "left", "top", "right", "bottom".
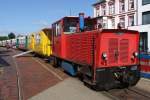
[
  {"left": 36, "top": 34, "right": 41, "bottom": 45},
  {"left": 23, "top": 38, "right": 25, "bottom": 44},
  {"left": 28, "top": 37, "right": 31, "bottom": 44},
  {"left": 22, "top": 39, "right": 24, "bottom": 44}
]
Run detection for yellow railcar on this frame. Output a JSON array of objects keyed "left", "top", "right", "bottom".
[
  {"left": 28, "top": 33, "right": 35, "bottom": 51},
  {"left": 34, "top": 28, "right": 52, "bottom": 57}
]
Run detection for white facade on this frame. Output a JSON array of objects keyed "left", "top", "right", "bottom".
[
  {"left": 128, "top": 0, "right": 150, "bottom": 52},
  {"left": 93, "top": 0, "right": 150, "bottom": 52},
  {"left": 93, "top": 0, "right": 137, "bottom": 29}
]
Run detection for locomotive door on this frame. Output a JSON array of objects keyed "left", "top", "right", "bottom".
[
  {"left": 108, "top": 38, "right": 129, "bottom": 65},
  {"left": 119, "top": 39, "right": 129, "bottom": 64},
  {"left": 108, "top": 38, "right": 119, "bottom": 65}
]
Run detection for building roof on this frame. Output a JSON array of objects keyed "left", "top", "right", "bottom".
[{"left": 92, "top": 0, "right": 106, "bottom": 6}]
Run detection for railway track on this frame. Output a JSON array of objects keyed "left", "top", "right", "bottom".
[
  {"left": 13, "top": 57, "right": 23, "bottom": 100},
  {"left": 128, "top": 87, "right": 150, "bottom": 99},
  {"left": 102, "top": 87, "right": 150, "bottom": 100},
  {"left": 10, "top": 49, "right": 23, "bottom": 100},
  {"left": 0, "top": 48, "right": 22, "bottom": 100}
]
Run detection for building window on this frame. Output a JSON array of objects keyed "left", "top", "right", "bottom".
[
  {"left": 140, "top": 32, "right": 148, "bottom": 52},
  {"left": 142, "top": 11, "right": 150, "bottom": 25},
  {"left": 112, "top": 18, "right": 115, "bottom": 28},
  {"left": 109, "top": 1, "right": 115, "bottom": 15},
  {"left": 103, "top": 19, "right": 107, "bottom": 28},
  {"left": 101, "top": 4, "right": 106, "bottom": 16},
  {"left": 128, "top": 15, "right": 134, "bottom": 26},
  {"left": 129, "top": 0, "right": 134, "bottom": 10},
  {"left": 96, "top": 6, "right": 100, "bottom": 17},
  {"left": 142, "top": 0, "right": 150, "bottom": 5},
  {"left": 119, "top": 0, "right": 125, "bottom": 13},
  {"left": 119, "top": 17, "right": 125, "bottom": 28}
]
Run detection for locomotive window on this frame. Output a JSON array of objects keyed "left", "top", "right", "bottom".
[
  {"left": 52, "top": 23, "right": 61, "bottom": 36},
  {"left": 57, "top": 23, "right": 61, "bottom": 36},
  {"left": 84, "top": 19, "right": 96, "bottom": 31},
  {"left": 64, "top": 18, "right": 78, "bottom": 34}
]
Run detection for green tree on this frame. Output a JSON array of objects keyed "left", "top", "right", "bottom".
[
  {"left": 8, "top": 32, "right": 16, "bottom": 39},
  {"left": 0, "top": 36, "right": 8, "bottom": 41}
]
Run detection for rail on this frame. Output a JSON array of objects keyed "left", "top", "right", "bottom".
[{"left": 102, "top": 87, "right": 150, "bottom": 100}]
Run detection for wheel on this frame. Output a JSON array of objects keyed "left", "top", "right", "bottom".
[
  {"left": 53, "top": 57, "right": 61, "bottom": 68},
  {"left": 92, "top": 85, "right": 101, "bottom": 91},
  {"left": 78, "top": 73, "right": 84, "bottom": 81},
  {"left": 83, "top": 82, "right": 92, "bottom": 89},
  {"left": 119, "top": 83, "right": 129, "bottom": 89},
  {"left": 129, "top": 72, "right": 140, "bottom": 86}
]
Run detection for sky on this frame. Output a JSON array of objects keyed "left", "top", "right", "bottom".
[{"left": 0, "top": 0, "right": 95, "bottom": 36}]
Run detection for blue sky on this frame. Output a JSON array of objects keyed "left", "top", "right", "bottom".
[{"left": 0, "top": 0, "right": 95, "bottom": 36}]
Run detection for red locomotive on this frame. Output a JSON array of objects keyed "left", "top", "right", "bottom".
[{"left": 51, "top": 14, "right": 140, "bottom": 90}]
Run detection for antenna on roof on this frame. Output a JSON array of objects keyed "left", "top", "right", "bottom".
[{"left": 70, "top": 8, "right": 72, "bottom": 16}]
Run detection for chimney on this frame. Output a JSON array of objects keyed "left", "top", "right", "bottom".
[{"left": 79, "top": 13, "right": 85, "bottom": 32}]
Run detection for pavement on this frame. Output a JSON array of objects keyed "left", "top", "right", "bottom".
[
  {"left": 135, "top": 78, "right": 150, "bottom": 93},
  {"left": 0, "top": 47, "right": 68, "bottom": 100},
  {"left": 29, "top": 78, "right": 150, "bottom": 100},
  {"left": 0, "top": 48, "right": 20, "bottom": 100},
  {"left": 29, "top": 78, "right": 111, "bottom": 100}
]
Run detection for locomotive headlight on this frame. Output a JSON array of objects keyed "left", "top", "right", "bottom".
[
  {"left": 102, "top": 52, "right": 107, "bottom": 60},
  {"left": 133, "top": 52, "right": 138, "bottom": 57}
]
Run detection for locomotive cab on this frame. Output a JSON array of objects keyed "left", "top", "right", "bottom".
[{"left": 52, "top": 16, "right": 97, "bottom": 57}]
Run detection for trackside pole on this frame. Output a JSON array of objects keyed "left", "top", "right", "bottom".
[{"left": 13, "top": 50, "right": 33, "bottom": 58}]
